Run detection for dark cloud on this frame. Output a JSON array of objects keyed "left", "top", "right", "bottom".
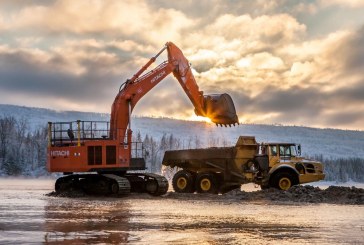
[
  {"left": 229, "top": 86, "right": 325, "bottom": 125},
  {"left": 0, "top": 50, "right": 119, "bottom": 106},
  {"left": 331, "top": 80, "right": 364, "bottom": 104},
  {"left": 230, "top": 81, "right": 364, "bottom": 128},
  {"left": 340, "top": 25, "right": 364, "bottom": 74},
  {"left": 324, "top": 111, "right": 363, "bottom": 126},
  {"left": 0, "top": 0, "right": 53, "bottom": 10},
  {"left": 223, "top": 89, "right": 253, "bottom": 111},
  {"left": 254, "top": 86, "right": 323, "bottom": 113}
]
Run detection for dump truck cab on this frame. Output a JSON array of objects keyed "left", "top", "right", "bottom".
[
  {"left": 266, "top": 143, "right": 300, "bottom": 164},
  {"left": 260, "top": 142, "right": 325, "bottom": 190}
]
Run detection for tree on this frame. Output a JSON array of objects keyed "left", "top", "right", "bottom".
[
  {"left": 2, "top": 152, "right": 22, "bottom": 175},
  {"left": 0, "top": 117, "right": 16, "bottom": 169}
]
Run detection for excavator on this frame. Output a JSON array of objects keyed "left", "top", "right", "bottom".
[{"left": 47, "top": 42, "right": 239, "bottom": 196}]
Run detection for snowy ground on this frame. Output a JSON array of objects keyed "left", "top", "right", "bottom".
[
  {"left": 1, "top": 104, "right": 364, "bottom": 159},
  {"left": 307, "top": 180, "right": 364, "bottom": 189}
]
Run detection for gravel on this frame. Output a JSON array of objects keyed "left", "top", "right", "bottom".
[{"left": 46, "top": 185, "right": 364, "bottom": 205}]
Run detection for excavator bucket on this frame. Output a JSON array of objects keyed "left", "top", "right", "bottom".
[{"left": 203, "top": 93, "right": 239, "bottom": 126}]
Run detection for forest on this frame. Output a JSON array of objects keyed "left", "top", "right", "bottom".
[{"left": 0, "top": 116, "right": 363, "bottom": 183}]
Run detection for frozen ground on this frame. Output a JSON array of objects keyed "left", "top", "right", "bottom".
[
  {"left": 308, "top": 180, "right": 364, "bottom": 189},
  {"left": 0, "top": 178, "right": 363, "bottom": 244}
]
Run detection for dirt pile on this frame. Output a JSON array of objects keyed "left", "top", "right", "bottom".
[
  {"left": 46, "top": 189, "right": 87, "bottom": 198},
  {"left": 225, "top": 185, "right": 364, "bottom": 205},
  {"left": 46, "top": 185, "right": 364, "bottom": 205}
]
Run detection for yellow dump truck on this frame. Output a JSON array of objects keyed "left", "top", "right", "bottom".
[{"left": 162, "top": 136, "right": 325, "bottom": 193}]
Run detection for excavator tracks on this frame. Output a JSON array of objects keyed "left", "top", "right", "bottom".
[
  {"left": 126, "top": 173, "right": 169, "bottom": 196},
  {"left": 101, "top": 174, "right": 131, "bottom": 195},
  {"left": 54, "top": 172, "right": 168, "bottom": 197}
]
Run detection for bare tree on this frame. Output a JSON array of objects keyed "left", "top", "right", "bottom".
[{"left": 0, "top": 117, "right": 16, "bottom": 168}]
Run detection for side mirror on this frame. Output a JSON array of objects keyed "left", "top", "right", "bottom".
[{"left": 297, "top": 144, "right": 301, "bottom": 156}]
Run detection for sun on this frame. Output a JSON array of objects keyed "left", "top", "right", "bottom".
[{"left": 187, "top": 114, "right": 212, "bottom": 123}]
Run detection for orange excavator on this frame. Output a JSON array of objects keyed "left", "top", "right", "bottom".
[{"left": 47, "top": 42, "right": 239, "bottom": 196}]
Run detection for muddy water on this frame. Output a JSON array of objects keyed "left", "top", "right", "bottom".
[{"left": 0, "top": 179, "right": 363, "bottom": 244}]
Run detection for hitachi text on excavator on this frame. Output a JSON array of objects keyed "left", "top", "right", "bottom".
[{"left": 47, "top": 42, "right": 239, "bottom": 196}]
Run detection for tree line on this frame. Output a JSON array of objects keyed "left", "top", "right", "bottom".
[
  {"left": 310, "top": 154, "right": 364, "bottom": 182},
  {"left": 0, "top": 116, "right": 363, "bottom": 183},
  {"left": 0, "top": 116, "right": 47, "bottom": 176}
]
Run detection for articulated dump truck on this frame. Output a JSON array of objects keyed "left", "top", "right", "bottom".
[{"left": 162, "top": 136, "right": 325, "bottom": 194}]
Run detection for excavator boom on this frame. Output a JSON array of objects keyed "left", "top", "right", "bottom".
[{"left": 110, "top": 42, "right": 239, "bottom": 140}]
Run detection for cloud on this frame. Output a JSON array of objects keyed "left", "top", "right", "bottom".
[
  {"left": 0, "top": 1, "right": 364, "bottom": 130},
  {"left": 182, "top": 13, "right": 306, "bottom": 53},
  {"left": 0, "top": 45, "right": 118, "bottom": 112},
  {"left": 0, "top": 15, "right": 4, "bottom": 30},
  {"left": 319, "top": 0, "right": 364, "bottom": 8},
  {"left": 4, "top": 0, "right": 194, "bottom": 46},
  {"left": 337, "top": 26, "right": 364, "bottom": 75}
]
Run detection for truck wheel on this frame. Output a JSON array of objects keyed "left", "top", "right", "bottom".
[
  {"left": 172, "top": 170, "right": 195, "bottom": 193},
  {"left": 271, "top": 171, "right": 297, "bottom": 190},
  {"left": 196, "top": 173, "right": 218, "bottom": 194}
]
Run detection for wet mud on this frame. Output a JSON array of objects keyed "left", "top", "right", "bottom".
[
  {"left": 47, "top": 185, "right": 364, "bottom": 205},
  {"left": 223, "top": 185, "right": 364, "bottom": 205}
]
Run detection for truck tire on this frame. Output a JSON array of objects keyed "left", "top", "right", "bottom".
[
  {"left": 196, "top": 173, "right": 218, "bottom": 194},
  {"left": 271, "top": 171, "right": 297, "bottom": 190},
  {"left": 172, "top": 170, "right": 195, "bottom": 193}
]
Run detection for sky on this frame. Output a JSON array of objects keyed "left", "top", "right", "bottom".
[{"left": 0, "top": 0, "right": 364, "bottom": 130}]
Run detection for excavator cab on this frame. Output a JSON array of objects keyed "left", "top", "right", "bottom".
[{"left": 201, "top": 93, "right": 239, "bottom": 126}]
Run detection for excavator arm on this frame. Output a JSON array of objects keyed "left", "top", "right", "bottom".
[
  {"left": 167, "top": 43, "right": 238, "bottom": 125},
  {"left": 110, "top": 42, "right": 238, "bottom": 140}
]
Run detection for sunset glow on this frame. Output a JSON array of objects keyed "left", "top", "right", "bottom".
[
  {"left": 187, "top": 115, "right": 212, "bottom": 124},
  {"left": 0, "top": 1, "right": 363, "bottom": 130}
]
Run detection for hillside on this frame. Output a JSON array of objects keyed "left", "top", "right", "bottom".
[{"left": 1, "top": 104, "right": 363, "bottom": 159}]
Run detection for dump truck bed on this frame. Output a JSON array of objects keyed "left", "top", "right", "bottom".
[
  {"left": 162, "top": 136, "right": 258, "bottom": 173},
  {"left": 164, "top": 147, "right": 234, "bottom": 163},
  {"left": 162, "top": 146, "right": 244, "bottom": 175}
]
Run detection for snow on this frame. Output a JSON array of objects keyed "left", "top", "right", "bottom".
[
  {"left": 1, "top": 103, "right": 363, "bottom": 159},
  {"left": 308, "top": 180, "right": 364, "bottom": 189}
]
